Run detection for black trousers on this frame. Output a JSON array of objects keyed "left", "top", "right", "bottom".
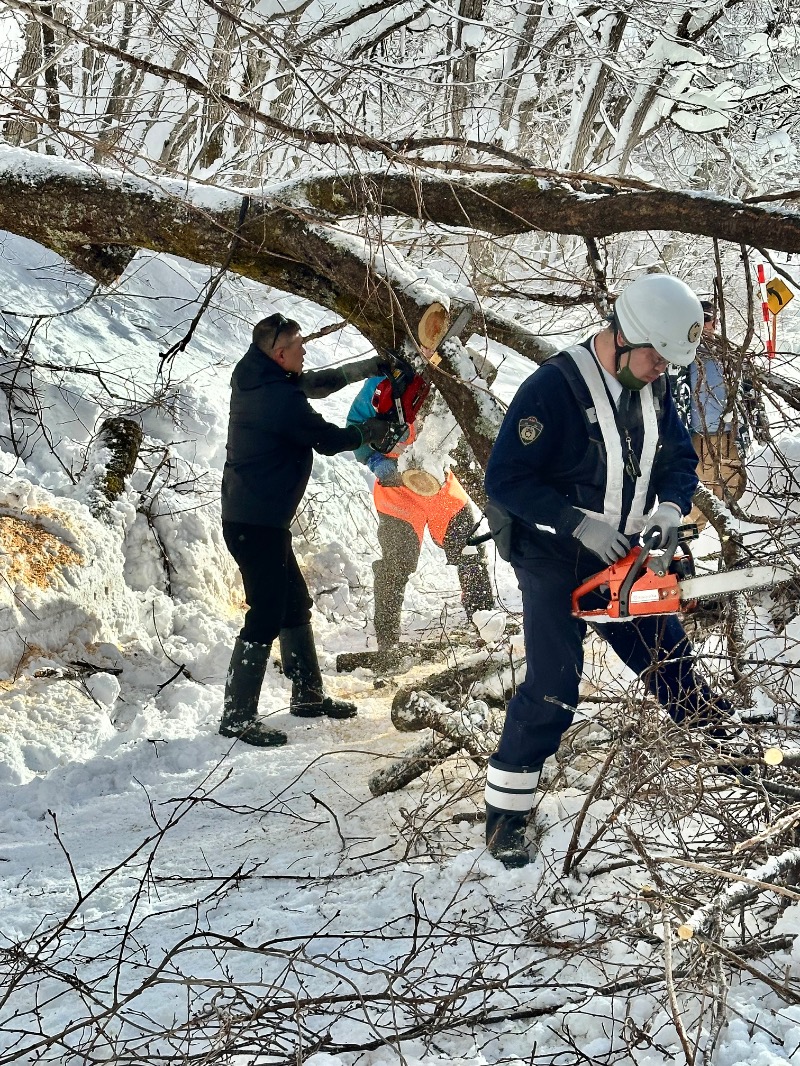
[{"left": 223, "top": 522, "right": 312, "bottom": 645}]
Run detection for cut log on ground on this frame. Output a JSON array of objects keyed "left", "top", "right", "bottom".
[
  {"left": 390, "top": 650, "right": 524, "bottom": 720},
  {"left": 367, "top": 650, "right": 523, "bottom": 795},
  {"left": 368, "top": 736, "right": 462, "bottom": 797},
  {"left": 336, "top": 641, "right": 453, "bottom": 673},
  {"left": 392, "top": 690, "right": 502, "bottom": 758}
]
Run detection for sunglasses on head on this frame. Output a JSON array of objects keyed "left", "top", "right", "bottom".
[{"left": 267, "top": 313, "right": 290, "bottom": 351}]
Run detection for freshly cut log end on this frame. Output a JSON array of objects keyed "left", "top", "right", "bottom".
[
  {"left": 417, "top": 302, "right": 449, "bottom": 349},
  {"left": 401, "top": 469, "right": 442, "bottom": 496}
]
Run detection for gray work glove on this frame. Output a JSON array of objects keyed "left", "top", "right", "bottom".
[
  {"left": 642, "top": 502, "right": 682, "bottom": 547},
  {"left": 342, "top": 355, "right": 390, "bottom": 384},
  {"left": 642, "top": 502, "right": 683, "bottom": 569},
  {"left": 573, "top": 515, "right": 630, "bottom": 564}
]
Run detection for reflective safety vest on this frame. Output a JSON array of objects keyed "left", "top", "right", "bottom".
[{"left": 554, "top": 345, "right": 667, "bottom": 536}]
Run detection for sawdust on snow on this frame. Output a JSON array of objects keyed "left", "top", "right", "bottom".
[{"left": 0, "top": 513, "right": 82, "bottom": 591}]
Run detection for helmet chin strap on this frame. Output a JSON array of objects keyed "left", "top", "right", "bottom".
[{"left": 612, "top": 325, "right": 647, "bottom": 392}]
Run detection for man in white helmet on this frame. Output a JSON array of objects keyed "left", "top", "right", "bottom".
[{"left": 483, "top": 274, "right": 737, "bottom": 868}]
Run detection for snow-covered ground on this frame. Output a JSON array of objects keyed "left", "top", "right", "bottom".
[{"left": 2, "top": 233, "right": 800, "bottom": 1065}]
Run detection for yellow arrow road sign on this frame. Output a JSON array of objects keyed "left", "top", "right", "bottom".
[{"left": 766, "top": 277, "right": 794, "bottom": 316}]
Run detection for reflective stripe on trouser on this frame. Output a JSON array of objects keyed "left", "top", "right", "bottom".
[
  {"left": 484, "top": 756, "right": 541, "bottom": 815},
  {"left": 373, "top": 470, "right": 469, "bottom": 544}
]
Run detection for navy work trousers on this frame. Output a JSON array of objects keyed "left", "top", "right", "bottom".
[
  {"left": 223, "top": 522, "right": 313, "bottom": 645},
  {"left": 495, "top": 560, "right": 724, "bottom": 769}
]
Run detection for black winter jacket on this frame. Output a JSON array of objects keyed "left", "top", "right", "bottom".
[{"left": 221, "top": 345, "right": 362, "bottom": 528}]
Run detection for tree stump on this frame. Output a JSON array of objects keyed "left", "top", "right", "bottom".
[{"left": 84, "top": 416, "right": 142, "bottom": 518}]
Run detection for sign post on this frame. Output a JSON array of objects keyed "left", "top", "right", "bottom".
[
  {"left": 764, "top": 274, "right": 794, "bottom": 358},
  {"left": 756, "top": 264, "right": 775, "bottom": 359}
]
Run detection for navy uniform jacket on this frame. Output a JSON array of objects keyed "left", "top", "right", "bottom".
[
  {"left": 221, "top": 345, "right": 362, "bottom": 528},
  {"left": 485, "top": 342, "right": 698, "bottom": 577}
]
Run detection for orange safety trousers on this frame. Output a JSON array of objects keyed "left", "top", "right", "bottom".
[{"left": 373, "top": 471, "right": 470, "bottom": 546}]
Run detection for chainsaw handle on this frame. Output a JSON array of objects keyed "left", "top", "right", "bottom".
[
  {"left": 618, "top": 524, "right": 661, "bottom": 609},
  {"left": 618, "top": 529, "right": 660, "bottom": 614},
  {"left": 372, "top": 420, "right": 410, "bottom": 454},
  {"left": 639, "top": 526, "right": 665, "bottom": 555},
  {"left": 387, "top": 353, "right": 416, "bottom": 389},
  {"left": 571, "top": 529, "right": 658, "bottom": 619},
  {"left": 647, "top": 524, "right": 676, "bottom": 577},
  {"left": 647, "top": 523, "right": 697, "bottom": 577},
  {"left": 571, "top": 557, "right": 630, "bottom": 618}
]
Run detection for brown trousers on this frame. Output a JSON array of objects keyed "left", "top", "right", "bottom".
[{"left": 688, "top": 431, "right": 746, "bottom": 529}]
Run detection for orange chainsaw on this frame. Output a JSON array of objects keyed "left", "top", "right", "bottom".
[{"left": 572, "top": 525, "right": 794, "bottom": 621}]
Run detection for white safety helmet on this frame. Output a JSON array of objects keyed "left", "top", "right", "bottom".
[{"left": 614, "top": 274, "right": 704, "bottom": 367}]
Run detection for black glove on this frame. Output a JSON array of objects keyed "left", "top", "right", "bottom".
[
  {"left": 389, "top": 353, "right": 417, "bottom": 389},
  {"left": 358, "top": 417, "right": 395, "bottom": 450},
  {"left": 485, "top": 501, "right": 514, "bottom": 563},
  {"left": 573, "top": 516, "right": 630, "bottom": 564}
]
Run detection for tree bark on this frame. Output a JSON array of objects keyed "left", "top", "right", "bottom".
[
  {"left": 83, "top": 416, "right": 143, "bottom": 518},
  {"left": 367, "top": 736, "right": 462, "bottom": 797},
  {"left": 4, "top": 150, "right": 800, "bottom": 469},
  {"left": 3, "top": 152, "right": 800, "bottom": 274},
  {"left": 4, "top": 16, "right": 44, "bottom": 147}
]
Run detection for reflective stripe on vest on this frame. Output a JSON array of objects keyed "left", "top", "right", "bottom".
[{"left": 565, "top": 345, "right": 659, "bottom": 535}]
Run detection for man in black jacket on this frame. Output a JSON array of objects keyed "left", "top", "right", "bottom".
[{"left": 219, "top": 313, "right": 391, "bottom": 747}]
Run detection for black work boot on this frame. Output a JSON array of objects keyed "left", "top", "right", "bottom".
[
  {"left": 219, "top": 639, "right": 287, "bottom": 747},
  {"left": 485, "top": 809, "right": 531, "bottom": 869},
  {"left": 279, "top": 624, "right": 357, "bottom": 719},
  {"left": 484, "top": 757, "right": 541, "bottom": 868}
]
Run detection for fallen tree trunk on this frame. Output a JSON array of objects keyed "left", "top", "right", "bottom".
[
  {"left": 368, "top": 650, "right": 522, "bottom": 794},
  {"left": 392, "top": 690, "right": 502, "bottom": 759}
]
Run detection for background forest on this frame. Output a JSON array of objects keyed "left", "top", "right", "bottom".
[{"left": 3, "top": 2, "right": 800, "bottom": 1065}]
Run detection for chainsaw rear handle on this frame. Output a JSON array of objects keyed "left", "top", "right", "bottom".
[{"left": 571, "top": 547, "right": 637, "bottom": 619}]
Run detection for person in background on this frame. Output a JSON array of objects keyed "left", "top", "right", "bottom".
[
  {"left": 670, "top": 299, "right": 747, "bottom": 528},
  {"left": 219, "top": 313, "right": 392, "bottom": 747},
  {"left": 483, "top": 274, "right": 741, "bottom": 869},
  {"left": 347, "top": 366, "right": 494, "bottom": 663}
]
